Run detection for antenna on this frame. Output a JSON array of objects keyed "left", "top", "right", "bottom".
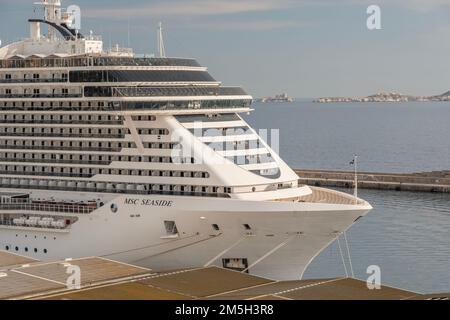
[
  {"left": 157, "top": 22, "right": 166, "bottom": 58},
  {"left": 127, "top": 17, "right": 130, "bottom": 48}
]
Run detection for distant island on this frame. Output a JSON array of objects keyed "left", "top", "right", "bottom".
[
  {"left": 257, "top": 93, "right": 294, "bottom": 103},
  {"left": 314, "top": 91, "right": 450, "bottom": 103}
]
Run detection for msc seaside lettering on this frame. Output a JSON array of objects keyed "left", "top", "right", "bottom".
[{"left": 124, "top": 198, "right": 173, "bottom": 207}]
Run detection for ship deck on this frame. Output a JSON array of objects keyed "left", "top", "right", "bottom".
[{"left": 0, "top": 250, "right": 447, "bottom": 300}]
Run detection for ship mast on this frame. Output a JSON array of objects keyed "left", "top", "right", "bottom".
[{"left": 157, "top": 22, "right": 166, "bottom": 58}]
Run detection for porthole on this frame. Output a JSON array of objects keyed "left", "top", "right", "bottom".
[
  {"left": 212, "top": 224, "right": 220, "bottom": 231},
  {"left": 43, "top": 249, "right": 47, "bottom": 254},
  {"left": 5, "top": 245, "right": 9, "bottom": 251},
  {"left": 15, "top": 246, "right": 19, "bottom": 251},
  {"left": 24, "top": 247, "right": 28, "bottom": 252},
  {"left": 110, "top": 203, "right": 118, "bottom": 213},
  {"left": 34, "top": 248, "right": 38, "bottom": 253}
]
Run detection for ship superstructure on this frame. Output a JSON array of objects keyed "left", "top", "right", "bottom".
[{"left": 0, "top": 1, "right": 371, "bottom": 280}]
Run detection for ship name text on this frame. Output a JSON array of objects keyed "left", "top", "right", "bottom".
[{"left": 124, "top": 198, "right": 173, "bottom": 207}]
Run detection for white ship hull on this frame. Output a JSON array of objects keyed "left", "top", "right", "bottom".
[
  {"left": 0, "top": 0, "right": 373, "bottom": 281},
  {"left": 0, "top": 189, "right": 371, "bottom": 280}
]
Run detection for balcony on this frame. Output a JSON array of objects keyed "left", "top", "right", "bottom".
[{"left": 0, "top": 182, "right": 230, "bottom": 198}]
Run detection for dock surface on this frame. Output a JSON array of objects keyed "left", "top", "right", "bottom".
[
  {"left": 1, "top": 250, "right": 448, "bottom": 300},
  {"left": 295, "top": 169, "right": 450, "bottom": 193}
]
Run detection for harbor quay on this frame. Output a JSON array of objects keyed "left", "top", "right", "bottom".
[{"left": 295, "top": 169, "right": 450, "bottom": 193}]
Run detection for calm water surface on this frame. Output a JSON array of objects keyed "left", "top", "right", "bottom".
[
  {"left": 243, "top": 102, "right": 450, "bottom": 293},
  {"left": 244, "top": 101, "right": 450, "bottom": 173}
]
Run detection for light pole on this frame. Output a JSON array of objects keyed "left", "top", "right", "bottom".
[{"left": 352, "top": 154, "right": 358, "bottom": 199}]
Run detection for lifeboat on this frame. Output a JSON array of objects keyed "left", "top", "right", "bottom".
[
  {"left": 51, "top": 219, "right": 66, "bottom": 228},
  {"left": 38, "top": 217, "right": 53, "bottom": 227},
  {"left": 13, "top": 217, "right": 26, "bottom": 225},
  {"left": 25, "top": 216, "right": 41, "bottom": 226}
]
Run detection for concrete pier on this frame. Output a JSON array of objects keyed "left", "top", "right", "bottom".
[
  {"left": 295, "top": 169, "right": 450, "bottom": 193},
  {"left": 2, "top": 250, "right": 447, "bottom": 300}
]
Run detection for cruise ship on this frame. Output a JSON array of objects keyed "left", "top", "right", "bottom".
[
  {"left": 0, "top": 0, "right": 372, "bottom": 280},
  {"left": 259, "top": 93, "right": 294, "bottom": 103}
]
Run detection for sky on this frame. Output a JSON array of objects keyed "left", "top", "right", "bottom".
[{"left": 1, "top": 0, "right": 450, "bottom": 98}]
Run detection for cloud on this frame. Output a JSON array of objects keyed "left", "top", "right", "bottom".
[
  {"left": 186, "top": 19, "right": 313, "bottom": 31},
  {"left": 301, "top": 0, "right": 450, "bottom": 11},
  {"left": 0, "top": 0, "right": 33, "bottom": 4},
  {"left": 396, "top": 0, "right": 450, "bottom": 12},
  {"left": 84, "top": 0, "right": 300, "bottom": 19}
]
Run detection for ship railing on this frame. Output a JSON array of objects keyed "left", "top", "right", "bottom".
[
  {"left": 0, "top": 101, "right": 252, "bottom": 112},
  {"left": 0, "top": 79, "right": 67, "bottom": 83},
  {"left": 0, "top": 57, "right": 200, "bottom": 69},
  {"left": 0, "top": 120, "right": 123, "bottom": 125},
  {"left": 0, "top": 94, "right": 82, "bottom": 99},
  {"left": 0, "top": 158, "right": 110, "bottom": 166},
  {"left": 85, "top": 35, "right": 103, "bottom": 41},
  {"left": 298, "top": 186, "right": 368, "bottom": 206},
  {"left": 0, "top": 132, "right": 125, "bottom": 139},
  {"left": 0, "top": 145, "right": 122, "bottom": 152},
  {"left": 112, "top": 86, "right": 247, "bottom": 97}
]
